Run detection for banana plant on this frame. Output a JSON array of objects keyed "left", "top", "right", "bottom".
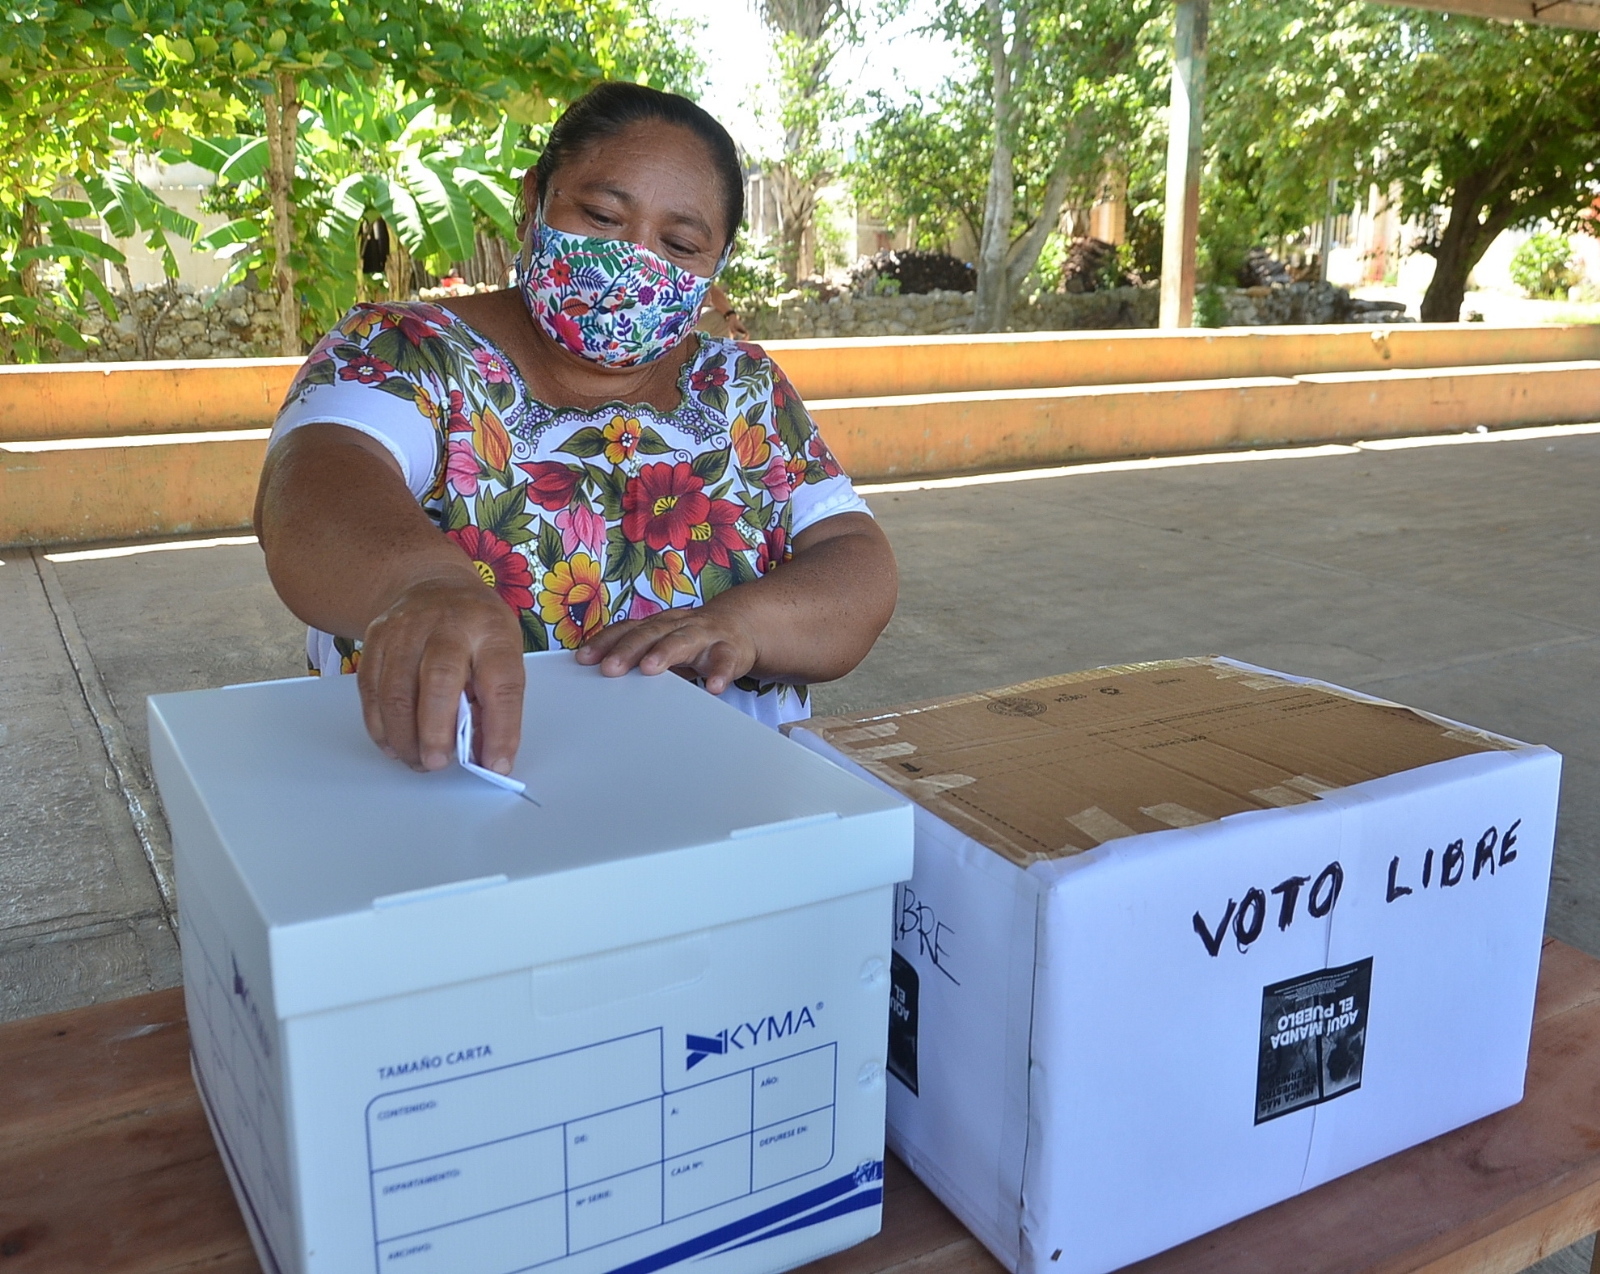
[
  {"left": 81, "top": 159, "right": 203, "bottom": 283},
  {"left": 321, "top": 103, "right": 525, "bottom": 278},
  {"left": 0, "top": 159, "right": 200, "bottom": 359},
  {"left": 183, "top": 119, "right": 357, "bottom": 331},
  {"left": 186, "top": 87, "right": 533, "bottom": 336},
  {"left": 0, "top": 193, "right": 125, "bottom": 358},
  {"left": 183, "top": 131, "right": 271, "bottom": 271}
]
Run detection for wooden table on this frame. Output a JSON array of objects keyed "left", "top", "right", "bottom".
[{"left": 4, "top": 938, "right": 1599, "bottom": 1274}]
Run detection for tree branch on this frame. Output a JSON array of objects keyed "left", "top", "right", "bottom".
[{"left": 1004, "top": 123, "right": 1082, "bottom": 294}]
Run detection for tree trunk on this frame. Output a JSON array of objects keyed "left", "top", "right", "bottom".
[
  {"left": 772, "top": 164, "right": 820, "bottom": 286},
  {"left": 19, "top": 200, "right": 42, "bottom": 299},
  {"left": 113, "top": 264, "right": 180, "bottom": 361},
  {"left": 473, "top": 228, "right": 513, "bottom": 290},
  {"left": 1000, "top": 139, "right": 1080, "bottom": 302},
  {"left": 972, "top": 0, "right": 1026, "bottom": 333},
  {"left": 113, "top": 263, "right": 145, "bottom": 359},
  {"left": 1419, "top": 180, "right": 1516, "bottom": 323},
  {"left": 1159, "top": 0, "right": 1208, "bottom": 328},
  {"left": 972, "top": 135, "right": 1015, "bottom": 331},
  {"left": 262, "top": 73, "right": 301, "bottom": 356},
  {"left": 386, "top": 231, "right": 414, "bottom": 303}
]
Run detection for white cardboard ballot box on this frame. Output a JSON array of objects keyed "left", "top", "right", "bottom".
[
  {"left": 790, "top": 658, "right": 1561, "bottom": 1274},
  {"left": 147, "top": 652, "right": 913, "bottom": 1274}
]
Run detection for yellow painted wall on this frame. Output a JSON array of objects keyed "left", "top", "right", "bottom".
[
  {"left": 2, "top": 435, "right": 267, "bottom": 546},
  {"left": 5, "top": 359, "right": 1597, "bottom": 547},
  {"left": 6, "top": 325, "right": 1598, "bottom": 442},
  {"left": 816, "top": 362, "right": 1600, "bottom": 480},
  {"left": 774, "top": 324, "right": 1600, "bottom": 401},
  {"left": 0, "top": 358, "right": 302, "bottom": 443}
]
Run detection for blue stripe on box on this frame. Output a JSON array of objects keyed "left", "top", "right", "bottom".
[
  {"left": 717, "top": 1187, "right": 883, "bottom": 1252},
  {"left": 601, "top": 1163, "right": 883, "bottom": 1274}
]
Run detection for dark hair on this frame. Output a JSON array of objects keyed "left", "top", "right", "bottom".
[{"left": 535, "top": 82, "right": 745, "bottom": 250}]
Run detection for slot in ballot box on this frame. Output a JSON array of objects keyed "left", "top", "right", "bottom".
[
  {"left": 789, "top": 658, "right": 1562, "bottom": 1274},
  {"left": 147, "top": 652, "right": 913, "bottom": 1274}
]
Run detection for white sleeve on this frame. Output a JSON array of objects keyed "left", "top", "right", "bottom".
[
  {"left": 269, "top": 370, "right": 441, "bottom": 501},
  {"left": 789, "top": 472, "right": 873, "bottom": 536}
]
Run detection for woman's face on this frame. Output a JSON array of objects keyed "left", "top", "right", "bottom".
[{"left": 528, "top": 119, "right": 729, "bottom": 279}]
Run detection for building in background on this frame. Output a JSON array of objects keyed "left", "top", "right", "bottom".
[
  {"left": 102, "top": 157, "right": 233, "bottom": 290},
  {"left": 1322, "top": 184, "right": 1596, "bottom": 301}
]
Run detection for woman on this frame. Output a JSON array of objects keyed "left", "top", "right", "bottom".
[
  {"left": 256, "top": 83, "right": 897, "bottom": 776},
  {"left": 698, "top": 283, "right": 749, "bottom": 340}
]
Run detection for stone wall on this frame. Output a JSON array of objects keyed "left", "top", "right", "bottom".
[
  {"left": 1218, "top": 281, "right": 1411, "bottom": 327},
  {"left": 741, "top": 280, "right": 1409, "bottom": 340},
  {"left": 38, "top": 276, "right": 1412, "bottom": 362},
  {"left": 48, "top": 281, "right": 284, "bottom": 362},
  {"left": 743, "top": 285, "right": 1159, "bottom": 340}
]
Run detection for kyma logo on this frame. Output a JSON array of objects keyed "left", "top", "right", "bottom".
[
  {"left": 685, "top": 1031, "right": 729, "bottom": 1070},
  {"left": 685, "top": 1005, "right": 819, "bottom": 1070}
]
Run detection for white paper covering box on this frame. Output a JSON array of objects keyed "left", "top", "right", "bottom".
[
  {"left": 147, "top": 652, "right": 913, "bottom": 1274},
  {"left": 789, "top": 658, "right": 1561, "bottom": 1274}
]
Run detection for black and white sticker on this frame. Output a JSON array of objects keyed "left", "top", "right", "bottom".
[
  {"left": 1255, "top": 957, "right": 1372, "bottom": 1124},
  {"left": 887, "top": 951, "right": 919, "bottom": 1095}
]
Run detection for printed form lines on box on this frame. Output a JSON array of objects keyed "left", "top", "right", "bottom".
[
  {"left": 367, "top": 1036, "right": 838, "bottom": 1274},
  {"left": 187, "top": 921, "right": 293, "bottom": 1260}
]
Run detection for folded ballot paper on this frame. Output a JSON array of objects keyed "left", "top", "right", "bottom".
[
  {"left": 148, "top": 653, "right": 913, "bottom": 1274},
  {"left": 455, "top": 692, "right": 534, "bottom": 800},
  {"left": 789, "top": 657, "right": 1561, "bottom": 1274}
]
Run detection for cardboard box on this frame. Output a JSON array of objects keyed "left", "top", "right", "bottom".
[
  {"left": 148, "top": 653, "right": 913, "bottom": 1274},
  {"left": 790, "top": 658, "right": 1560, "bottom": 1274}
]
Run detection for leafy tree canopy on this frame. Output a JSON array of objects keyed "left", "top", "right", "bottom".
[
  {"left": 0, "top": 0, "right": 698, "bottom": 359},
  {"left": 926, "top": 0, "right": 1166, "bottom": 329},
  {"left": 1205, "top": 1, "right": 1600, "bottom": 318},
  {"left": 850, "top": 86, "right": 990, "bottom": 253}
]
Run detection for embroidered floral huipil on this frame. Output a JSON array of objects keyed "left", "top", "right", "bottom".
[{"left": 269, "top": 302, "right": 871, "bottom": 728}]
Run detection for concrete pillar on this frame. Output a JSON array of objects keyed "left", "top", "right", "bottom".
[
  {"left": 1159, "top": 0, "right": 1209, "bottom": 329},
  {"left": 1319, "top": 178, "right": 1339, "bottom": 284}
]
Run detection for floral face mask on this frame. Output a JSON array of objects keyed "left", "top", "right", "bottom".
[{"left": 515, "top": 209, "right": 722, "bottom": 368}]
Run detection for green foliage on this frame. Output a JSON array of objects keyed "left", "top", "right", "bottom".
[
  {"left": 1195, "top": 192, "right": 1263, "bottom": 289},
  {"left": 464, "top": 0, "right": 705, "bottom": 97},
  {"left": 1115, "top": 179, "right": 1164, "bottom": 281},
  {"left": 0, "top": 0, "right": 698, "bottom": 359},
  {"left": 84, "top": 163, "right": 201, "bottom": 274},
  {"left": 882, "top": 0, "right": 1168, "bottom": 328},
  {"left": 182, "top": 90, "right": 537, "bottom": 338},
  {"left": 1026, "top": 234, "right": 1139, "bottom": 298},
  {"left": 1101, "top": 241, "right": 1137, "bottom": 289},
  {"left": 811, "top": 187, "right": 855, "bottom": 272},
  {"left": 184, "top": 125, "right": 347, "bottom": 339},
  {"left": 719, "top": 238, "right": 787, "bottom": 311},
  {"left": 1199, "top": 2, "right": 1375, "bottom": 281},
  {"left": 92, "top": 0, "right": 600, "bottom": 129},
  {"left": 0, "top": 0, "right": 202, "bottom": 358},
  {"left": 755, "top": 2, "right": 858, "bottom": 284},
  {"left": 0, "top": 196, "right": 122, "bottom": 360},
  {"left": 1192, "top": 283, "right": 1228, "bottom": 328},
  {"left": 1204, "top": 1, "right": 1600, "bottom": 316},
  {"left": 850, "top": 87, "right": 988, "bottom": 252},
  {"left": 1027, "top": 232, "right": 1065, "bottom": 293},
  {"left": 771, "top": 28, "right": 851, "bottom": 194},
  {"left": 1509, "top": 232, "right": 1578, "bottom": 300}
]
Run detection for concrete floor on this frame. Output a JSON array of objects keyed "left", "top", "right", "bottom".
[{"left": 3, "top": 425, "right": 1597, "bottom": 1272}]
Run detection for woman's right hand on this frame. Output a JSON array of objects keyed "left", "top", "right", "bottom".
[
  {"left": 256, "top": 423, "right": 527, "bottom": 775},
  {"left": 357, "top": 569, "right": 527, "bottom": 774}
]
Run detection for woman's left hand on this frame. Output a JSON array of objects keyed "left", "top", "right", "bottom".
[
  {"left": 574, "top": 602, "right": 759, "bottom": 695},
  {"left": 574, "top": 512, "right": 896, "bottom": 692}
]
